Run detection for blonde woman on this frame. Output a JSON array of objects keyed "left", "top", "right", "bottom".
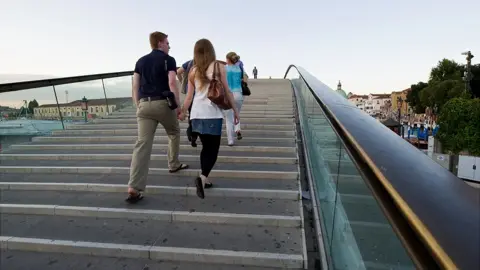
[
  {"left": 181, "top": 39, "right": 240, "bottom": 199},
  {"left": 224, "top": 52, "right": 245, "bottom": 146}
]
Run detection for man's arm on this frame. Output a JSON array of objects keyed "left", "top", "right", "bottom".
[
  {"left": 167, "top": 57, "right": 180, "bottom": 112},
  {"left": 176, "top": 61, "right": 190, "bottom": 81},
  {"left": 176, "top": 67, "right": 185, "bottom": 81},
  {"left": 132, "top": 60, "right": 141, "bottom": 106},
  {"left": 132, "top": 73, "right": 140, "bottom": 105}
]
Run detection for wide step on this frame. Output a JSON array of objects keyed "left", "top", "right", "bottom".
[
  {"left": 1, "top": 250, "right": 285, "bottom": 270},
  {"left": 0, "top": 173, "right": 299, "bottom": 191},
  {"left": 1, "top": 79, "right": 307, "bottom": 268},
  {"left": 1, "top": 214, "right": 302, "bottom": 253}
]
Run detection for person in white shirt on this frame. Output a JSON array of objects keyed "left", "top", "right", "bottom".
[{"left": 180, "top": 38, "right": 239, "bottom": 199}]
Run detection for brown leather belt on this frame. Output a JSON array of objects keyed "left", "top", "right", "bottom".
[{"left": 139, "top": 96, "right": 165, "bottom": 102}]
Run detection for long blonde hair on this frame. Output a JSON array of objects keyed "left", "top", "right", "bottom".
[{"left": 193, "top": 39, "right": 216, "bottom": 90}]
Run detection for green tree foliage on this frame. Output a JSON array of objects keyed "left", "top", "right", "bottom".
[
  {"left": 27, "top": 99, "right": 39, "bottom": 113},
  {"left": 471, "top": 64, "right": 480, "bottom": 98},
  {"left": 429, "top": 59, "right": 463, "bottom": 83},
  {"left": 407, "top": 59, "right": 468, "bottom": 112},
  {"left": 406, "top": 82, "right": 428, "bottom": 113},
  {"left": 419, "top": 80, "right": 468, "bottom": 113},
  {"left": 437, "top": 98, "right": 480, "bottom": 155}
]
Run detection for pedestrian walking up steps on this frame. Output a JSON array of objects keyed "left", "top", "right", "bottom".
[{"left": 0, "top": 79, "right": 308, "bottom": 269}]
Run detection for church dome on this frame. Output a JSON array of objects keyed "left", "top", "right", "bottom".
[{"left": 335, "top": 81, "right": 347, "bottom": 98}]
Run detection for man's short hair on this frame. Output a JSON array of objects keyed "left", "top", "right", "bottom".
[{"left": 149, "top": 32, "right": 168, "bottom": 50}]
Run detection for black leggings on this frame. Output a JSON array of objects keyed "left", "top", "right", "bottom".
[{"left": 199, "top": 134, "right": 221, "bottom": 177}]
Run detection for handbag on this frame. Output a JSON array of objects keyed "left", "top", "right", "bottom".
[
  {"left": 207, "top": 61, "right": 232, "bottom": 110},
  {"left": 239, "top": 65, "right": 251, "bottom": 96}
]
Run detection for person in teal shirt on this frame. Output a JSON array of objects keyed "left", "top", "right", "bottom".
[{"left": 224, "top": 52, "right": 244, "bottom": 146}]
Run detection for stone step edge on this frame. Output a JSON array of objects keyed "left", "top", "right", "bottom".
[
  {"left": 52, "top": 130, "right": 296, "bottom": 135},
  {"left": 33, "top": 136, "right": 296, "bottom": 143},
  {"left": 102, "top": 113, "right": 294, "bottom": 118},
  {"left": 0, "top": 236, "right": 303, "bottom": 268},
  {"left": 13, "top": 144, "right": 296, "bottom": 153},
  {"left": 0, "top": 166, "right": 298, "bottom": 179},
  {"left": 66, "top": 125, "right": 295, "bottom": 130},
  {"left": 93, "top": 118, "right": 294, "bottom": 122},
  {"left": 0, "top": 204, "right": 301, "bottom": 227},
  {"left": 0, "top": 182, "right": 299, "bottom": 200},
  {"left": 0, "top": 154, "right": 297, "bottom": 164},
  {"left": 111, "top": 111, "right": 295, "bottom": 113},
  {"left": 70, "top": 123, "right": 295, "bottom": 127}
]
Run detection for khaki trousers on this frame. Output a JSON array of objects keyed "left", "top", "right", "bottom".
[{"left": 128, "top": 99, "right": 181, "bottom": 191}]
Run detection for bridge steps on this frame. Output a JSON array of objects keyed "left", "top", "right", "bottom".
[{"left": 0, "top": 79, "right": 307, "bottom": 269}]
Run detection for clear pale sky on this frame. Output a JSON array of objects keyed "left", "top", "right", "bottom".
[{"left": 1, "top": 0, "right": 478, "bottom": 107}]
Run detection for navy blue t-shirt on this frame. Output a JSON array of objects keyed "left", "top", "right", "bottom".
[{"left": 134, "top": 50, "right": 177, "bottom": 100}]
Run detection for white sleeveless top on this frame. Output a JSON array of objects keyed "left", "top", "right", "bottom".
[{"left": 189, "top": 63, "right": 225, "bottom": 120}]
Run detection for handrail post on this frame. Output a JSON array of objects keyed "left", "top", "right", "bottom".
[
  {"left": 52, "top": 85, "right": 65, "bottom": 130},
  {"left": 101, "top": 79, "right": 109, "bottom": 114}
]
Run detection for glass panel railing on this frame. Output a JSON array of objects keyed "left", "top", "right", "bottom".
[
  {"left": 0, "top": 87, "right": 62, "bottom": 152},
  {"left": 286, "top": 69, "right": 415, "bottom": 270},
  {"left": 103, "top": 76, "right": 135, "bottom": 112},
  {"left": 0, "top": 73, "right": 133, "bottom": 153},
  {"left": 54, "top": 79, "right": 107, "bottom": 124}
]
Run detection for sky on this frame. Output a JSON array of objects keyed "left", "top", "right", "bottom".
[{"left": 1, "top": 0, "right": 479, "bottom": 107}]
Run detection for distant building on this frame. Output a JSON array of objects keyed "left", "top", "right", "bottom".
[
  {"left": 390, "top": 88, "right": 411, "bottom": 116},
  {"left": 347, "top": 92, "right": 391, "bottom": 118},
  {"left": 33, "top": 97, "right": 131, "bottom": 120},
  {"left": 0, "top": 105, "right": 17, "bottom": 119},
  {"left": 370, "top": 93, "right": 391, "bottom": 116},
  {"left": 335, "top": 81, "right": 348, "bottom": 98},
  {"left": 348, "top": 94, "right": 369, "bottom": 111}
]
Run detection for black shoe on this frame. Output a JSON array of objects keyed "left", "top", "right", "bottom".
[
  {"left": 195, "top": 177, "right": 205, "bottom": 199},
  {"left": 125, "top": 192, "right": 144, "bottom": 204},
  {"left": 205, "top": 182, "right": 213, "bottom": 189},
  {"left": 237, "top": 132, "right": 242, "bottom": 140}
]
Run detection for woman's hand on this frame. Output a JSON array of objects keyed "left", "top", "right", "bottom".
[
  {"left": 234, "top": 110, "right": 240, "bottom": 125},
  {"left": 177, "top": 108, "right": 185, "bottom": 121}
]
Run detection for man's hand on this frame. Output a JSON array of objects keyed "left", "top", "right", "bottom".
[{"left": 176, "top": 108, "right": 184, "bottom": 120}]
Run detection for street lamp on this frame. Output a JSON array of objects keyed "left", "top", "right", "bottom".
[
  {"left": 397, "top": 96, "right": 404, "bottom": 137},
  {"left": 81, "top": 96, "right": 88, "bottom": 123},
  {"left": 462, "top": 51, "right": 474, "bottom": 94}
]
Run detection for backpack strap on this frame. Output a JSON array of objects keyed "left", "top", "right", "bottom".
[{"left": 212, "top": 61, "right": 219, "bottom": 80}]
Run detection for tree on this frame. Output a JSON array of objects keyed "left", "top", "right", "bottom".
[
  {"left": 406, "top": 82, "right": 428, "bottom": 113},
  {"left": 27, "top": 99, "right": 39, "bottom": 114},
  {"left": 419, "top": 80, "right": 467, "bottom": 113},
  {"left": 413, "top": 59, "right": 468, "bottom": 113},
  {"left": 429, "top": 59, "right": 463, "bottom": 83},
  {"left": 470, "top": 64, "right": 480, "bottom": 98},
  {"left": 437, "top": 98, "right": 480, "bottom": 155}
]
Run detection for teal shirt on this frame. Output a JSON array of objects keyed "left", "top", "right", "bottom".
[{"left": 225, "top": 64, "right": 242, "bottom": 93}]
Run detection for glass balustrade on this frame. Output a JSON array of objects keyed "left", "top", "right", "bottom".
[
  {"left": 0, "top": 74, "right": 132, "bottom": 152},
  {"left": 286, "top": 68, "right": 414, "bottom": 270}
]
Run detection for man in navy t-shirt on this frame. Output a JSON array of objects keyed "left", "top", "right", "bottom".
[{"left": 126, "top": 31, "right": 189, "bottom": 203}]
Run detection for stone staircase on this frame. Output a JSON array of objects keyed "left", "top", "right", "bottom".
[{"left": 0, "top": 79, "right": 307, "bottom": 269}]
